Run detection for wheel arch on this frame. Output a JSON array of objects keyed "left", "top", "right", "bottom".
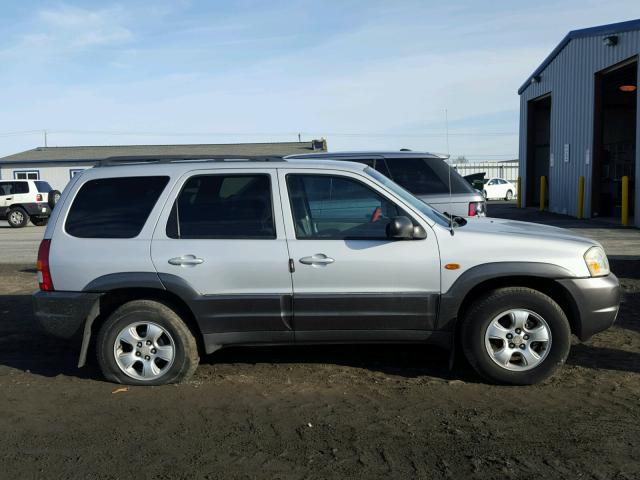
[
  {"left": 439, "top": 262, "right": 582, "bottom": 338},
  {"left": 79, "top": 274, "right": 205, "bottom": 367}
]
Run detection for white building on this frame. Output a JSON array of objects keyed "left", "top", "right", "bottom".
[{"left": 0, "top": 140, "right": 327, "bottom": 191}]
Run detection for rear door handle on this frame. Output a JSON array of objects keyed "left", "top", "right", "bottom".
[
  {"left": 299, "top": 253, "right": 335, "bottom": 266},
  {"left": 168, "top": 254, "right": 204, "bottom": 267}
]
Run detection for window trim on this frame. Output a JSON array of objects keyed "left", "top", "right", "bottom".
[
  {"left": 285, "top": 172, "right": 414, "bottom": 241},
  {"left": 166, "top": 173, "right": 278, "bottom": 240},
  {"left": 13, "top": 170, "right": 40, "bottom": 180}
]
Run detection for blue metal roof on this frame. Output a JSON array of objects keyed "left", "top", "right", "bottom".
[{"left": 518, "top": 18, "right": 640, "bottom": 95}]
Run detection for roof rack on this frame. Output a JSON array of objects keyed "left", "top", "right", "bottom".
[{"left": 97, "top": 155, "right": 286, "bottom": 167}]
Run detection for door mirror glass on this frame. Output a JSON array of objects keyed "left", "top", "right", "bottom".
[
  {"left": 412, "top": 225, "right": 427, "bottom": 239},
  {"left": 386, "top": 216, "right": 414, "bottom": 239}
]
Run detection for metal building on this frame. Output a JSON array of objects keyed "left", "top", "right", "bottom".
[{"left": 518, "top": 19, "right": 639, "bottom": 225}]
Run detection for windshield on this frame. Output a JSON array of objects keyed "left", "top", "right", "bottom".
[{"left": 365, "top": 167, "right": 450, "bottom": 227}]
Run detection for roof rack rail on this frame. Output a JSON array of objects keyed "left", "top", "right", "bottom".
[{"left": 97, "top": 155, "right": 286, "bottom": 167}]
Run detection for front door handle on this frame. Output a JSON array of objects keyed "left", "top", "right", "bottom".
[
  {"left": 168, "top": 254, "right": 204, "bottom": 267},
  {"left": 299, "top": 253, "right": 335, "bottom": 266}
]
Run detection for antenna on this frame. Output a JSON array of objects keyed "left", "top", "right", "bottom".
[{"left": 445, "top": 109, "right": 454, "bottom": 236}]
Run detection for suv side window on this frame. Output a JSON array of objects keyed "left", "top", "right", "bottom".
[
  {"left": 66, "top": 176, "right": 169, "bottom": 238},
  {"left": 349, "top": 158, "right": 392, "bottom": 179},
  {"left": 13, "top": 181, "right": 29, "bottom": 194},
  {"left": 384, "top": 158, "right": 471, "bottom": 195},
  {"left": 166, "top": 174, "right": 275, "bottom": 239},
  {"left": 286, "top": 174, "right": 402, "bottom": 240}
]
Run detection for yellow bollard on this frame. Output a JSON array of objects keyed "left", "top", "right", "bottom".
[
  {"left": 621, "top": 175, "right": 629, "bottom": 226},
  {"left": 577, "top": 176, "right": 584, "bottom": 220},
  {"left": 516, "top": 176, "right": 521, "bottom": 208},
  {"left": 539, "top": 176, "right": 547, "bottom": 211}
]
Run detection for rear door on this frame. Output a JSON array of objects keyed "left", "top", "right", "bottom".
[
  {"left": 277, "top": 167, "right": 441, "bottom": 340},
  {"left": 150, "top": 169, "right": 293, "bottom": 346}
]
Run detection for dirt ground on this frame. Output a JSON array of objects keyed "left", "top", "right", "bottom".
[{"left": 0, "top": 209, "right": 639, "bottom": 479}]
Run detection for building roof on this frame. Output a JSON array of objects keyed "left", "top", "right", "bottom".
[
  {"left": 0, "top": 140, "right": 327, "bottom": 165},
  {"left": 518, "top": 18, "right": 640, "bottom": 95}
]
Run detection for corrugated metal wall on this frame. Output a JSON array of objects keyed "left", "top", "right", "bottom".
[{"left": 519, "top": 29, "right": 640, "bottom": 225}]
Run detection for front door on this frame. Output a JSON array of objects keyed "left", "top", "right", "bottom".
[
  {"left": 278, "top": 168, "right": 441, "bottom": 340},
  {"left": 151, "top": 169, "right": 293, "bottom": 346}
]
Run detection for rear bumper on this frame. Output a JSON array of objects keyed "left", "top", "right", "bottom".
[
  {"left": 558, "top": 274, "right": 621, "bottom": 341},
  {"left": 0, "top": 203, "right": 51, "bottom": 218},
  {"left": 33, "top": 291, "right": 101, "bottom": 339}
]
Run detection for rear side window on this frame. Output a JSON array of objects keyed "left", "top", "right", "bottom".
[
  {"left": 66, "top": 176, "right": 169, "bottom": 238},
  {"left": 35, "top": 181, "right": 53, "bottom": 193},
  {"left": 12, "top": 182, "right": 29, "bottom": 194},
  {"left": 384, "top": 158, "right": 472, "bottom": 195},
  {"left": 166, "top": 174, "right": 275, "bottom": 239}
]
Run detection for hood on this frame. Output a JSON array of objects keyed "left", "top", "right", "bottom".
[{"left": 458, "top": 217, "right": 598, "bottom": 247}]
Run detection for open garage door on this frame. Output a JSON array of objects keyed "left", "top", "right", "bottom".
[
  {"left": 526, "top": 94, "right": 551, "bottom": 206},
  {"left": 593, "top": 58, "right": 637, "bottom": 221}
]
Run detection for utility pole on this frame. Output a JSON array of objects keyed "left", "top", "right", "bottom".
[
  {"left": 43, "top": 130, "right": 48, "bottom": 147},
  {"left": 298, "top": 133, "right": 301, "bottom": 142}
]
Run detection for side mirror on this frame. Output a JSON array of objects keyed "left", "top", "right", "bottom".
[
  {"left": 387, "top": 216, "right": 418, "bottom": 240},
  {"left": 412, "top": 225, "right": 427, "bottom": 239}
]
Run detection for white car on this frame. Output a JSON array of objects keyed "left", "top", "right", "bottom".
[
  {"left": 0, "top": 180, "right": 61, "bottom": 227},
  {"left": 483, "top": 178, "right": 516, "bottom": 201}
]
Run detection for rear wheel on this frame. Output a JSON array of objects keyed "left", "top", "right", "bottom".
[
  {"left": 505, "top": 190, "right": 513, "bottom": 201},
  {"left": 461, "top": 287, "right": 571, "bottom": 385},
  {"left": 96, "top": 300, "right": 199, "bottom": 385},
  {"left": 7, "top": 207, "right": 29, "bottom": 228}
]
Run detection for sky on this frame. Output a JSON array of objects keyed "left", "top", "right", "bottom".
[{"left": 0, "top": 0, "right": 638, "bottom": 160}]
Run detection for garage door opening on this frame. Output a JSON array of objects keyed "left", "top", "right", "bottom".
[
  {"left": 526, "top": 94, "right": 551, "bottom": 206},
  {"left": 593, "top": 58, "right": 637, "bottom": 221}
]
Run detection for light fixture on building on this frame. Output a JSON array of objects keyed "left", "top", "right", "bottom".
[
  {"left": 619, "top": 85, "right": 637, "bottom": 92},
  {"left": 531, "top": 75, "right": 541, "bottom": 84},
  {"left": 603, "top": 35, "right": 618, "bottom": 46}
]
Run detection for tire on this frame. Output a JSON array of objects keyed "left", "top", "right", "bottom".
[
  {"left": 7, "top": 207, "right": 29, "bottom": 228},
  {"left": 31, "top": 217, "right": 48, "bottom": 226},
  {"left": 96, "top": 300, "right": 199, "bottom": 385},
  {"left": 48, "top": 190, "right": 61, "bottom": 209},
  {"left": 461, "top": 287, "right": 571, "bottom": 385},
  {"left": 505, "top": 190, "right": 513, "bottom": 201}
]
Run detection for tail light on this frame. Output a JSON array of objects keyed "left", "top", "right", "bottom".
[
  {"left": 36, "top": 194, "right": 43, "bottom": 202},
  {"left": 468, "top": 201, "right": 487, "bottom": 217},
  {"left": 37, "top": 239, "right": 54, "bottom": 291}
]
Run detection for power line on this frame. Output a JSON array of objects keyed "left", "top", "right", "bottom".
[{"left": 0, "top": 129, "right": 519, "bottom": 138}]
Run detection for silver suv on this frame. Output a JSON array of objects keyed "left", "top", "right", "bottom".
[
  {"left": 34, "top": 156, "right": 620, "bottom": 386},
  {"left": 286, "top": 151, "right": 487, "bottom": 217}
]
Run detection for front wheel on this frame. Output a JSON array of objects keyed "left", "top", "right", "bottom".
[
  {"left": 96, "top": 300, "right": 200, "bottom": 385},
  {"left": 461, "top": 287, "right": 571, "bottom": 385},
  {"left": 505, "top": 190, "right": 513, "bottom": 201},
  {"left": 31, "top": 217, "right": 48, "bottom": 226}
]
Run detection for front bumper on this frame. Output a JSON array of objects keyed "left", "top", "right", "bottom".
[
  {"left": 558, "top": 274, "right": 621, "bottom": 341},
  {"left": 33, "top": 291, "right": 101, "bottom": 339}
]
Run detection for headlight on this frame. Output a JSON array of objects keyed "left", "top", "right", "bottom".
[{"left": 584, "top": 246, "right": 610, "bottom": 277}]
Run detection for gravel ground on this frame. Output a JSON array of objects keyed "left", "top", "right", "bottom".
[{"left": 0, "top": 205, "right": 638, "bottom": 479}]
